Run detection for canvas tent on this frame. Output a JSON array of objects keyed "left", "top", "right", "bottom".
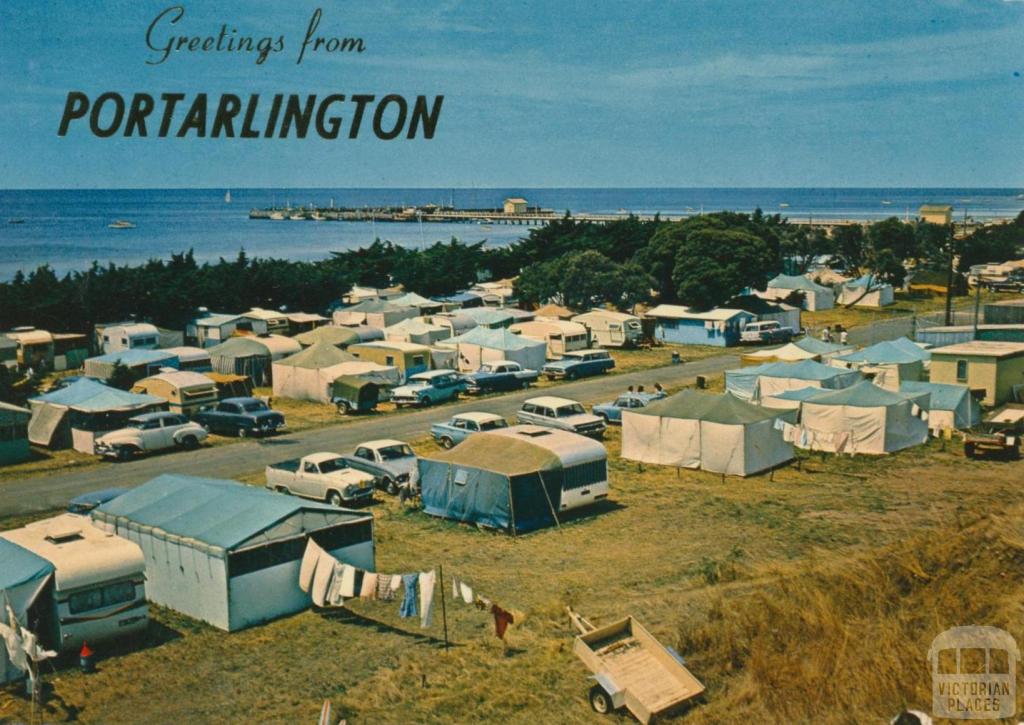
[
  {"left": 621, "top": 390, "right": 794, "bottom": 477},
  {"left": 725, "top": 360, "right": 862, "bottom": 401},
  {"left": 209, "top": 337, "right": 273, "bottom": 386},
  {"left": 0, "top": 538, "right": 54, "bottom": 684},
  {"left": 28, "top": 378, "right": 166, "bottom": 453},
  {"left": 740, "top": 336, "right": 853, "bottom": 365},
  {"left": 833, "top": 338, "right": 928, "bottom": 389},
  {"left": 252, "top": 334, "right": 302, "bottom": 361},
  {"left": 419, "top": 426, "right": 607, "bottom": 534},
  {"left": 899, "top": 381, "right": 981, "bottom": 432},
  {"left": 271, "top": 342, "right": 359, "bottom": 403},
  {"left": 439, "top": 326, "right": 548, "bottom": 372},
  {"left": 390, "top": 292, "right": 443, "bottom": 314},
  {"left": 90, "top": 474, "right": 375, "bottom": 632},
  {"left": 758, "top": 386, "right": 829, "bottom": 411},
  {"left": 333, "top": 300, "right": 419, "bottom": 329},
  {"left": 764, "top": 274, "right": 835, "bottom": 311},
  {"left": 797, "top": 381, "right": 930, "bottom": 455},
  {"left": 384, "top": 318, "right": 450, "bottom": 346},
  {"left": 293, "top": 325, "right": 361, "bottom": 350},
  {"left": 838, "top": 275, "right": 895, "bottom": 307},
  {"left": 458, "top": 307, "right": 514, "bottom": 329}
]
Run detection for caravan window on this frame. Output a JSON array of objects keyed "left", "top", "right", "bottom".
[
  {"left": 68, "top": 580, "right": 136, "bottom": 614},
  {"left": 386, "top": 355, "right": 396, "bottom": 366},
  {"left": 413, "top": 355, "right": 425, "bottom": 366}
]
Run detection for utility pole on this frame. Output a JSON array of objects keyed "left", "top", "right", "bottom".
[{"left": 943, "top": 218, "right": 955, "bottom": 326}]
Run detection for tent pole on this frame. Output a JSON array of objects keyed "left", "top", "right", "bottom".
[
  {"left": 507, "top": 477, "right": 517, "bottom": 537},
  {"left": 438, "top": 564, "right": 450, "bottom": 653}
]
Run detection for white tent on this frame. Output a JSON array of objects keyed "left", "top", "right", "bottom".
[
  {"left": 764, "top": 274, "right": 835, "bottom": 311},
  {"left": 271, "top": 343, "right": 358, "bottom": 402},
  {"left": 900, "top": 381, "right": 981, "bottom": 432},
  {"left": 838, "top": 275, "right": 895, "bottom": 307},
  {"left": 0, "top": 538, "right": 54, "bottom": 684},
  {"left": 741, "top": 337, "right": 854, "bottom": 365},
  {"left": 438, "top": 326, "right": 547, "bottom": 372},
  {"left": 726, "top": 360, "right": 861, "bottom": 401},
  {"left": 621, "top": 390, "right": 794, "bottom": 477},
  {"left": 797, "top": 381, "right": 930, "bottom": 455},
  {"left": 832, "top": 338, "right": 928, "bottom": 389}
]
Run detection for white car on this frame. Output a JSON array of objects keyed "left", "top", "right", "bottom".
[
  {"left": 515, "top": 396, "right": 606, "bottom": 438},
  {"left": 94, "top": 411, "right": 208, "bottom": 461}
]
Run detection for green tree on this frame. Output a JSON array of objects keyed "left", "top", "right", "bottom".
[
  {"left": 671, "top": 228, "right": 774, "bottom": 308},
  {"left": 106, "top": 361, "right": 136, "bottom": 391},
  {"left": 514, "top": 251, "right": 653, "bottom": 311}
]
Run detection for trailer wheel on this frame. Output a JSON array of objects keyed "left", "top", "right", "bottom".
[
  {"left": 589, "top": 685, "right": 613, "bottom": 715},
  {"left": 964, "top": 443, "right": 976, "bottom": 458}
]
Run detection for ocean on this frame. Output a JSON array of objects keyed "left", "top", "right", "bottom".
[{"left": 1, "top": 187, "right": 1021, "bottom": 281}]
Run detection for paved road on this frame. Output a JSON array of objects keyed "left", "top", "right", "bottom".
[{"left": 1, "top": 354, "right": 739, "bottom": 516}]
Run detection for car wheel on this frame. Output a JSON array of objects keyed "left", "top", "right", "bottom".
[
  {"left": 567, "top": 370, "right": 577, "bottom": 380},
  {"left": 336, "top": 401, "right": 351, "bottom": 415},
  {"left": 384, "top": 477, "right": 399, "bottom": 496},
  {"left": 421, "top": 396, "right": 432, "bottom": 406},
  {"left": 238, "top": 427, "right": 247, "bottom": 438},
  {"left": 964, "top": 443, "right": 975, "bottom": 458},
  {"left": 440, "top": 436, "right": 454, "bottom": 450},
  {"left": 589, "top": 685, "right": 613, "bottom": 715},
  {"left": 327, "top": 491, "right": 343, "bottom": 507},
  {"left": 116, "top": 446, "right": 133, "bottom": 462},
  {"left": 180, "top": 435, "right": 199, "bottom": 450}
]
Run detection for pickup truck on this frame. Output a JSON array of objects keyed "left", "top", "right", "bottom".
[
  {"left": 194, "top": 397, "right": 286, "bottom": 437},
  {"left": 462, "top": 360, "right": 540, "bottom": 394},
  {"left": 94, "top": 412, "right": 208, "bottom": 461},
  {"left": 542, "top": 349, "right": 615, "bottom": 381},
  {"left": 343, "top": 439, "right": 419, "bottom": 495},
  {"left": 391, "top": 370, "right": 467, "bottom": 408},
  {"left": 516, "top": 395, "right": 606, "bottom": 438},
  {"left": 741, "top": 320, "right": 795, "bottom": 344},
  {"left": 591, "top": 391, "right": 666, "bottom": 424},
  {"left": 431, "top": 412, "right": 509, "bottom": 449},
  {"left": 265, "top": 453, "right": 376, "bottom": 506},
  {"left": 964, "top": 404, "right": 1024, "bottom": 460}
]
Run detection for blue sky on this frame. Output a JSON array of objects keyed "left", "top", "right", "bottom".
[{"left": 0, "top": 0, "right": 1021, "bottom": 188}]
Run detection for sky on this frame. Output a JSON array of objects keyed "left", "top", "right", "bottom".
[{"left": 0, "top": 0, "right": 1021, "bottom": 188}]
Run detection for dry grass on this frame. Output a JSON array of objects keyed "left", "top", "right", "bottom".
[
  {"left": 802, "top": 289, "right": 1019, "bottom": 333},
  {"left": 3, "top": 420, "right": 1022, "bottom": 724}
]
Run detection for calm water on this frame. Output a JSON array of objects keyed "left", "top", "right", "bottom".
[{"left": 0, "top": 188, "right": 1021, "bottom": 281}]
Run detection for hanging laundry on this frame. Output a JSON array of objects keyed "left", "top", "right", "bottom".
[
  {"left": 339, "top": 564, "right": 358, "bottom": 599},
  {"left": 311, "top": 550, "right": 337, "bottom": 607},
  {"left": 474, "top": 595, "right": 492, "bottom": 611},
  {"left": 460, "top": 581, "right": 474, "bottom": 605},
  {"left": 376, "top": 574, "right": 396, "bottom": 601},
  {"left": 360, "top": 572, "right": 378, "bottom": 599},
  {"left": 451, "top": 575, "right": 461, "bottom": 600},
  {"left": 491, "top": 604, "right": 514, "bottom": 640},
  {"left": 799, "top": 427, "right": 810, "bottom": 448},
  {"left": 390, "top": 575, "right": 403, "bottom": 593},
  {"left": 834, "top": 431, "right": 851, "bottom": 455},
  {"left": 399, "top": 574, "right": 419, "bottom": 618},
  {"left": 326, "top": 561, "right": 347, "bottom": 607},
  {"left": 299, "top": 538, "right": 324, "bottom": 593},
  {"left": 773, "top": 417, "right": 786, "bottom": 432},
  {"left": 911, "top": 403, "right": 921, "bottom": 417},
  {"left": 419, "top": 570, "right": 436, "bottom": 629}
]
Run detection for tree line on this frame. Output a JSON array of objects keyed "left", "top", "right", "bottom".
[{"left": 1, "top": 210, "right": 1021, "bottom": 334}]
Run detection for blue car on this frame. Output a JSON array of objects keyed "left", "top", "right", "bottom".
[
  {"left": 591, "top": 391, "right": 665, "bottom": 424},
  {"left": 542, "top": 349, "right": 616, "bottom": 380},
  {"left": 430, "top": 412, "right": 509, "bottom": 449}
]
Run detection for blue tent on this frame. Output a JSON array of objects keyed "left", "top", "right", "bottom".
[
  {"left": 900, "top": 381, "right": 981, "bottom": 430},
  {"left": 836, "top": 339, "right": 927, "bottom": 365},
  {"left": 0, "top": 539, "right": 54, "bottom": 683}
]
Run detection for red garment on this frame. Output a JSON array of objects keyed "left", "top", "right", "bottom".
[{"left": 491, "top": 604, "right": 514, "bottom": 639}]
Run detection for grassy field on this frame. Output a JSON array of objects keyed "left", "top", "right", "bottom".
[
  {"left": 0, "top": 344, "right": 726, "bottom": 483},
  {"left": 2, "top": 413, "right": 1021, "bottom": 724},
  {"left": 802, "top": 289, "right": 1019, "bottom": 333}
]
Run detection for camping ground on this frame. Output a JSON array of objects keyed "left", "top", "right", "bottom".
[{"left": 1, "top": 397, "right": 1022, "bottom": 724}]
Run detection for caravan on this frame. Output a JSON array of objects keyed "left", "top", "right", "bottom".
[{"left": 571, "top": 309, "right": 643, "bottom": 348}]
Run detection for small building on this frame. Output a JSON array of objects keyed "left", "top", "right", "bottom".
[
  {"left": 161, "top": 345, "right": 213, "bottom": 372},
  {"left": 919, "top": 204, "right": 954, "bottom": 225},
  {"left": 131, "top": 371, "right": 219, "bottom": 416},
  {"left": 508, "top": 320, "right": 591, "bottom": 359},
  {"left": 348, "top": 341, "right": 432, "bottom": 381},
  {"left": 0, "top": 401, "right": 31, "bottom": 466},
  {"left": 763, "top": 274, "right": 835, "bottom": 311},
  {"left": 98, "top": 323, "right": 160, "bottom": 354},
  {"left": 929, "top": 341, "right": 1024, "bottom": 405},
  {"left": 438, "top": 326, "right": 548, "bottom": 372},
  {"left": 294, "top": 325, "right": 362, "bottom": 350},
  {"left": 419, "top": 425, "right": 608, "bottom": 534},
  {"left": 0, "top": 514, "right": 148, "bottom": 653},
  {"left": 90, "top": 474, "right": 375, "bottom": 632},
  {"left": 0, "top": 334, "right": 17, "bottom": 370},
  {"left": 571, "top": 309, "right": 643, "bottom": 348},
  {"left": 28, "top": 378, "right": 167, "bottom": 453},
  {"left": 503, "top": 198, "right": 528, "bottom": 214},
  {"left": 644, "top": 305, "right": 755, "bottom": 347},
  {"left": 837, "top": 275, "right": 895, "bottom": 307},
  {"left": 333, "top": 300, "right": 420, "bottom": 329},
  {"left": 83, "top": 349, "right": 181, "bottom": 383}
]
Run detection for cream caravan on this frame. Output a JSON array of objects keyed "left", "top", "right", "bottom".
[{"left": 509, "top": 320, "right": 590, "bottom": 359}]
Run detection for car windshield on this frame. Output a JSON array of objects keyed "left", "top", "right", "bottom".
[
  {"left": 318, "top": 458, "right": 349, "bottom": 474},
  {"left": 125, "top": 419, "right": 146, "bottom": 428},
  {"left": 243, "top": 401, "right": 269, "bottom": 412},
  {"left": 557, "top": 404, "right": 586, "bottom": 416},
  {"left": 478, "top": 365, "right": 494, "bottom": 373},
  {"left": 379, "top": 444, "right": 414, "bottom": 460},
  {"left": 479, "top": 419, "right": 508, "bottom": 431},
  {"left": 405, "top": 380, "right": 430, "bottom": 388}
]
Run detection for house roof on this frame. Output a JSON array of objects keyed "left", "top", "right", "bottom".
[
  {"left": 930, "top": 341, "right": 1024, "bottom": 358},
  {"left": 635, "top": 389, "right": 784, "bottom": 424},
  {"left": 93, "top": 474, "right": 371, "bottom": 551},
  {"left": 275, "top": 342, "right": 355, "bottom": 369},
  {"left": 33, "top": 378, "right": 165, "bottom": 412},
  {"left": 645, "top": 305, "right": 752, "bottom": 321}
]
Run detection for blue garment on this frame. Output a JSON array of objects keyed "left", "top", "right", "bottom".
[{"left": 399, "top": 573, "right": 419, "bottom": 618}]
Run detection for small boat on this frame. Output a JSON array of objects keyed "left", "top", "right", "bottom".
[
  {"left": 778, "top": 202, "right": 790, "bottom": 209},
  {"left": 7, "top": 218, "right": 25, "bottom": 224},
  {"left": 225, "top": 190, "right": 232, "bottom": 204},
  {"left": 311, "top": 212, "right": 325, "bottom": 221},
  {"left": 108, "top": 220, "right": 136, "bottom": 229},
  {"left": 881, "top": 199, "right": 892, "bottom": 205},
  {"left": 269, "top": 211, "right": 285, "bottom": 220},
  {"left": 1017, "top": 194, "right": 1024, "bottom": 200},
  {"left": 289, "top": 213, "right": 305, "bottom": 221}
]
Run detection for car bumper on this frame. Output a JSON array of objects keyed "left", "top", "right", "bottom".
[
  {"left": 393, "top": 396, "right": 424, "bottom": 406},
  {"left": 543, "top": 369, "right": 567, "bottom": 379},
  {"left": 94, "top": 443, "right": 120, "bottom": 458},
  {"left": 574, "top": 424, "right": 606, "bottom": 438}
]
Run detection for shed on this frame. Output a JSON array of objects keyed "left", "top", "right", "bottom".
[
  {"left": 764, "top": 274, "right": 835, "bottom": 311},
  {"left": 209, "top": 337, "right": 273, "bottom": 386},
  {"left": 131, "top": 371, "right": 218, "bottom": 416},
  {"left": 384, "top": 318, "right": 451, "bottom": 346},
  {"left": 571, "top": 309, "right": 643, "bottom": 348},
  {"left": 160, "top": 345, "right": 213, "bottom": 372},
  {"left": 508, "top": 320, "right": 591, "bottom": 358},
  {"left": 83, "top": 349, "right": 181, "bottom": 383},
  {"left": 0, "top": 401, "right": 31, "bottom": 465},
  {"left": 419, "top": 425, "right": 607, "bottom": 534},
  {"left": 90, "top": 474, "right": 375, "bottom": 632},
  {"left": 797, "top": 381, "right": 930, "bottom": 455},
  {"left": 929, "top": 341, "right": 1024, "bottom": 405},
  {"left": 833, "top": 338, "right": 928, "bottom": 389},
  {"left": 271, "top": 343, "right": 359, "bottom": 402},
  {"left": 899, "top": 381, "right": 981, "bottom": 432},
  {"left": 439, "top": 326, "right": 548, "bottom": 372},
  {"left": 919, "top": 204, "right": 953, "bottom": 225},
  {"left": 503, "top": 198, "right": 528, "bottom": 214},
  {"left": 644, "top": 305, "right": 755, "bottom": 347},
  {"left": 348, "top": 341, "right": 431, "bottom": 381},
  {"left": 0, "top": 538, "right": 54, "bottom": 683},
  {"left": 725, "top": 360, "right": 861, "bottom": 401},
  {"left": 837, "top": 275, "right": 895, "bottom": 307},
  {"left": 621, "top": 390, "right": 793, "bottom": 477},
  {"left": 333, "top": 300, "right": 419, "bottom": 329},
  {"left": 28, "top": 378, "right": 166, "bottom": 453}
]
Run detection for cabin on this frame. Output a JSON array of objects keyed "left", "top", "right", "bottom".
[
  {"left": 929, "top": 341, "right": 1024, "bottom": 406},
  {"left": 644, "top": 305, "right": 755, "bottom": 347}
]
